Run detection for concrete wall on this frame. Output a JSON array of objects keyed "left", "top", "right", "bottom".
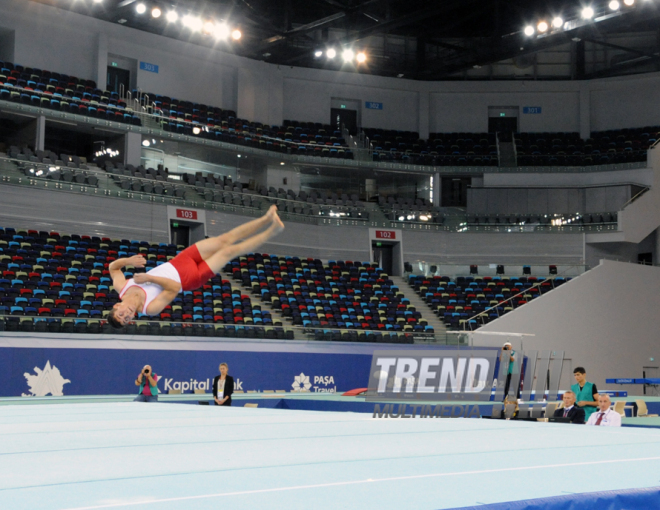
[
  {"left": 482, "top": 168, "right": 653, "bottom": 188},
  {"left": 476, "top": 260, "right": 660, "bottom": 396},
  {"left": 468, "top": 185, "right": 631, "bottom": 215},
  {"left": 2, "top": 0, "right": 660, "bottom": 137},
  {"left": 0, "top": 184, "right": 585, "bottom": 265}
]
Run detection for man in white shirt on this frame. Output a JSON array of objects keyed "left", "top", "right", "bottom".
[{"left": 586, "top": 394, "right": 622, "bottom": 427}]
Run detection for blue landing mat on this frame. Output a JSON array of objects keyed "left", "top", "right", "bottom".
[
  {"left": 453, "top": 486, "right": 660, "bottom": 509},
  {"left": 1, "top": 403, "right": 660, "bottom": 510}
]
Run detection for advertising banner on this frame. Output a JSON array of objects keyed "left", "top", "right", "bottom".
[{"left": 0, "top": 347, "right": 373, "bottom": 398}]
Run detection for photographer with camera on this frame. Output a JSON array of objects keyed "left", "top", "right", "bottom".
[{"left": 134, "top": 365, "right": 159, "bottom": 402}]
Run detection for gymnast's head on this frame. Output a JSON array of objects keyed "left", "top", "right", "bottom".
[{"left": 108, "top": 301, "right": 137, "bottom": 328}]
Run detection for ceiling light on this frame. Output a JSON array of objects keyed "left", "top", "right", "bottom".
[
  {"left": 203, "top": 21, "right": 215, "bottom": 34},
  {"left": 231, "top": 29, "right": 242, "bottom": 40},
  {"left": 314, "top": 50, "right": 323, "bottom": 58},
  {"left": 182, "top": 15, "right": 203, "bottom": 32},
  {"left": 135, "top": 3, "right": 147, "bottom": 14},
  {"left": 192, "top": 126, "right": 201, "bottom": 135},
  {"left": 524, "top": 25, "right": 535, "bottom": 36},
  {"left": 581, "top": 6, "right": 594, "bottom": 18},
  {"left": 537, "top": 21, "right": 548, "bottom": 33},
  {"left": 166, "top": 10, "right": 178, "bottom": 22},
  {"left": 356, "top": 52, "right": 367, "bottom": 63},
  {"left": 623, "top": 0, "right": 634, "bottom": 5},
  {"left": 142, "top": 140, "right": 150, "bottom": 147},
  {"left": 151, "top": 7, "right": 161, "bottom": 18},
  {"left": 397, "top": 73, "right": 404, "bottom": 78},
  {"left": 609, "top": 0, "right": 620, "bottom": 9},
  {"left": 326, "top": 48, "right": 336, "bottom": 59},
  {"left": 342, "top": 49, "right": 355, "bottom": 62},
  {"left": 280, "top": 162, "right": 285, "bottom": 165},
  {"left": 552, "top": 17, "right": 564, "bottom": 28},
  {"left": 214, "top": 23, "right": 230, "bottom": 39},
  {"left": 93, "top": 0, "right": 103, "bottom": 3},
  {"left": 118, "top": 18, "right": 127, "bottom": 24}
]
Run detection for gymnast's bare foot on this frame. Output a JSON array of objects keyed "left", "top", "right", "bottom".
[
  {"left": 271, "top": 209, "right": 285, "bottom": 233},
  {"left": 266, "top": 204, "right": 278, "bottom": 220}
]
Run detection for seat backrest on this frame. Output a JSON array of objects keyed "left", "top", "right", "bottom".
[
  {"left": 244, "top": 403, "right": 258, "bottom": 408},
  {"left": 168, "top": 389, "right": 182, "bottom": 394},
  {"left": 544, "top": 402, "right": 558, "bottom": 417},
  {"left": 635, "top": 399, "right": 649, "bottom": 416},
  {"left": 613, "top": 400, "right": 625, "bottom": 416}
]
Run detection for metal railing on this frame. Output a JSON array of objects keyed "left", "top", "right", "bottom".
[{"left": 459, "top": 268, "right": 582, "bottom": 331}]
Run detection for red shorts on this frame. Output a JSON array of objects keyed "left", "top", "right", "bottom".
[{"left": 170, "top": 245, "right": 215, "bottom": 291}]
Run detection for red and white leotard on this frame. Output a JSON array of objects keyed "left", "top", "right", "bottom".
[
  {"left": 119, "top": 262, "right": 182, "bottom": 315},
  {"left": 118, "top": 245, "right": 215, "bottom": 315}
]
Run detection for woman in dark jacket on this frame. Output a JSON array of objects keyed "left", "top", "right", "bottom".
[{"left": 213, "top": 362, "right": 234, "bottom": 406}]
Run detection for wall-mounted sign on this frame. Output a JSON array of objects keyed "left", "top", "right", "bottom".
[
  {"left": 176, "top": 208, "right": 198, "bottom": 220},
  {"left": 366, "top": 102, "right": 383, "bottom": 110},
  {"left": 523, "top": 107, "right": 542, "bottom": 114},
  {"left": 375, "top": 230, "right": 396, "bottom": 239},
  {"left": 139, "top": 61, "right": 159, "bottom": 73}
]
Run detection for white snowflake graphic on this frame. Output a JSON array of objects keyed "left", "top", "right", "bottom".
[
  {"left": 292, "top": 372, "right": 312, "bottom": 392},
  {"left": 22, "top": 361, "right": 71, "bottom": 397}
]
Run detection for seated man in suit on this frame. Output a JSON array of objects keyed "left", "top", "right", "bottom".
[{"left": 554, "top": 390, "right": 585, "bottom": 424}]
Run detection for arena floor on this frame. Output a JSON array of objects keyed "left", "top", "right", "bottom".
[{"left": 1, "top": 403, "right": 660, "bottom": 510}]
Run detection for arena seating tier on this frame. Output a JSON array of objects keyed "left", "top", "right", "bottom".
[
  {"left": 407, "top": 274, "right": 569, "bottom": 330},
  {"left": 367, "top": 129, "right": 498, "bottom": 166},
  {"left": 0, "top": 60, "right": 141, "bottom": 126},
  {"left": 225, "top": 254, "right": 435, "bottom": 343},
  {"left": 515, "top": 129, "right": 658, "bottom": 166},
  {"left": 134, "top": 89, "right": 353, "bottom": 158},
  {"left": 0, "top": 226, "right": 296, "bottom": 339},
  {"left": 0, "top": 227, "right": 424, "bottom": 343}
]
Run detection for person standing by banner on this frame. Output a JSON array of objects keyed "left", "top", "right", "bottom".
[
  {"left": 213, "top": 363, "right": 234, "bottom": 406},
  {"left": 571, "top": 366, "right": 599, "bottom": 423},
  {"left": 134, "top": 365, "right": 159, "bottom": 402},
  {"left": 501, "top": 342, "right": 519, "bottom": 399}
]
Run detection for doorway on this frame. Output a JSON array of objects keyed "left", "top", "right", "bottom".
[
  {"left": 107, "top": 66, "right": 130, "bottom": 95},
  {"left": 331, "top": 108, "right": 358, "bottom": 135},
  {"left": 441, "top": 177, "right": 470, "bottom": 207},
  {"left": 372, "top": 242, "right": 394, "bottom": 275},
  {"left": 638, "top": 253, "right": 652, "bottom": 265},
  {"left": 488, "top": 117, "right": 518, "bottom": 141},
  {"left": 170, "top": 222, "right": 191, "bottom": 248}
]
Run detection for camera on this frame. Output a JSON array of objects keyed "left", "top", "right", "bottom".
[{"left": 143, "top": 369, "right": 150, "bottom": 374}]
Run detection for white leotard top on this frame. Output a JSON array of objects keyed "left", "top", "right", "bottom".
[{"left": 119, "top": 262, "right": 182, "bottom": 315}]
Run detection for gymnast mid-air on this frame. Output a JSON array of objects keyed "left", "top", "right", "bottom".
[{"left": 108, "top": 205, "right": 284, "bottom": 327}]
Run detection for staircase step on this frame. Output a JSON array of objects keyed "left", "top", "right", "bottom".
[
  {"left": 389, "top": 276, "right": 447, "bottom": 337},
  {"left": 224, "top": 272, "right": 306, "bottom": 339}
]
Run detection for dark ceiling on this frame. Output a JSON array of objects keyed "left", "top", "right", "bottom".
[{"left": 35, "top": 0, "right": 660, "bottom": 80}]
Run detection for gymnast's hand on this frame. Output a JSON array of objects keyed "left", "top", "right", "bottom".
[
  {"left": 133, "top": 273, "right": 150, "bottom": 284},
  {"left": 128, "top": 255, "right": 146, "bottom": 268}
]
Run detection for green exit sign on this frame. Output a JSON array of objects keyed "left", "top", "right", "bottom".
[
  {"left": 376, "top": 242, "right": 382, "bottom": 247},
  {"left": 499, "top": 113, "right": 506, "bottom": 117},
  {"left": 172, "top": 222, "right": 178, "bottom": 227},
  {"left": 340, "top": 104, "right": 346, "bottom": 109}
]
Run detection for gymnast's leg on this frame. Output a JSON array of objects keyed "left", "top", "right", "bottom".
[
  {"left": 193, "top": 205, "right": 279, "bottom": 260},
  {"left": 200, "top": 207, "right": 284, "bottom": 275}
]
